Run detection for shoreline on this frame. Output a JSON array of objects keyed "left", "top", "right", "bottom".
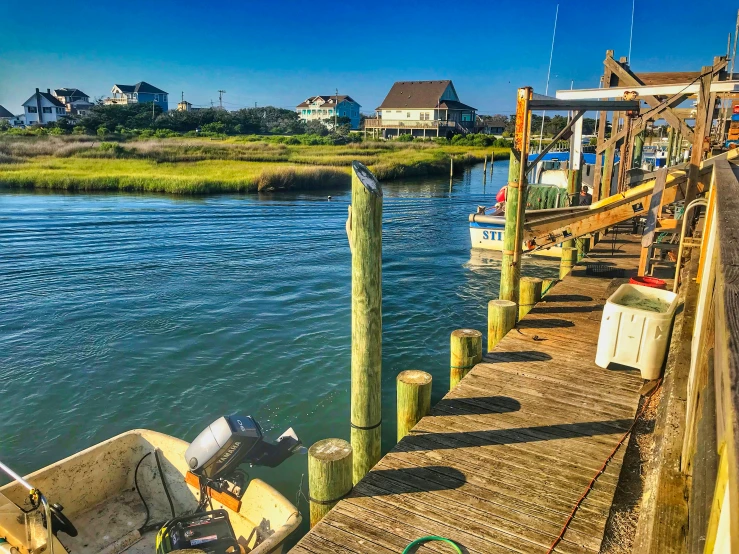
[{"left": 0, "top": 137, "right": 510, "bottom": 195}]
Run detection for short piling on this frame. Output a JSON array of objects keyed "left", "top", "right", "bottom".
[
  {"left": 450, "top": 156, "right": 454, "bottom": 177},
  {"left": 488, "top": 299, "right": 516, "bottom": 351},
  {"left": 518, "top": 277, "right": 543, "bottom": 320},
  {"left": 308, "top": 438, "right": 353, "bottom": 528},
  {"left": 348, "top": 162, "right": 383, "bottom": 484},
  {"left": 483, "top": 156, "right": 488, "bottom": 183},
  {"left": 397, "top": 370, "right": 432, "bottom": 441},
  {"left": 542, "top": 278, "right": 557, "bottom": 297},
  {"left": 559, "top": 246, "right": 577, "bottom": 279},
  {"left": 450, "top": 329, "right": 482, "bottom": 390}
]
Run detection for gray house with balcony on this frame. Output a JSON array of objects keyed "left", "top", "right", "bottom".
[{"left": 104, "top": 81, "right": 168, "bottom": 111}]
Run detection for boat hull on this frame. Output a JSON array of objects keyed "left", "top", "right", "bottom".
[{"left": 470, "top": 220, "right": 563, "bottom": 258}]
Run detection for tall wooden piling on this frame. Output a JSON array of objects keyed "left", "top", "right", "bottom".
[
  {"left": 518, "top": 277, "right": 542, "bottom": 320},
  {"left": 450, "top": 156, "right": 454, "bottom": 177},
  {"left": 397, "top": 370, "right": 432, "bottom": 441},
  {"left": 560, "top": 246, "right": 577, "bottom": 279},
  {"left": 483, "top": 156, "right": 487, "bottom": 184},
  {"left": 348, "top": 161, "right": 383, "bottom": 484},
  {"left": 666, "top": 127, "right": 675, "bottom": 166},
  {"left": 488, "top": 299, "right": 516, "bottom": 351},
  {"left": 450, "top": 329, "right": 482, "bottom": 390},
  {"left": 308, "top": 438, "right": 353, "bottom": 527},
  {"left": 500, "top": 87, "right": 531, "bottom": 303}
]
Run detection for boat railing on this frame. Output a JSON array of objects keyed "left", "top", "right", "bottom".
[{"left": 0, "top": 460, "right": 55, "bottom": 554}]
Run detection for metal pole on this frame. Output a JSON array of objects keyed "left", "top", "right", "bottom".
[
  {"left": 538, "top": 4, "right": 559, "bottom": 151},
  {"left": 628, "top": 0, "right": 636, "bottom": 62}
]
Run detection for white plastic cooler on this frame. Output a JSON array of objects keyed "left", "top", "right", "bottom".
[{"left": 595, "top": 283, "right": 679, "bottom": 379}]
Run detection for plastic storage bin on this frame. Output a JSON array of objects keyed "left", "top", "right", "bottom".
[{"left": 595, "top": 283, "right": 679, "bottom": 379}]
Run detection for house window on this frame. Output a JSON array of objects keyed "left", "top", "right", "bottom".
[
  {"left": 42, "top": 107, "right": 52, "bottom": 113},
  {"left": 27, "top": 106, "right": 37, "bottom": 113},
  {"left": 56, "top": 108, "right": 65, "bottom": 114},
  {"left": 407, "top": 112, "right": 410, "bottom": 118}
]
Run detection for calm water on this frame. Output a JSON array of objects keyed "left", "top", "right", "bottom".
[{"left": 0, "top": 161, "right": 558, "bottom": 540}]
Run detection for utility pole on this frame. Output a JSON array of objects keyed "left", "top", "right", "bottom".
[
  {"left": 335, "top": 88, "right": 338, "bottom": 130},
  {"left": 218, "top": 90, "right": 226, "bottom": 109},
  {"left": 152, "top": 99, "right": 156, "bottom": 121}
]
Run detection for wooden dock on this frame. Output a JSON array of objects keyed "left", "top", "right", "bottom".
[{"left": 292, "top": 234, "right": 646, "bottom": 554}]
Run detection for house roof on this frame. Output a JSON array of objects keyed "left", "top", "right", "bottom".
[
  {"left": 113, "top": 81, "right": 168, "bottom": 95},
  {"left": 438, "top": 99, "right": 476, "bottom": 111},
  {"left": 54, "top": 88, "right": 89, "bottom": 98},
  {"left": 0, "top": 105, "right": 14, "bottom": 118},
  {"left": 377, "top": 80, "right": 472, "bottom": 110},
  {"left": 22, "top": 91, "right": 65, "bottom": 108},
  {"left": 296, "top": 95, "right": 359, "bottom": 108}
]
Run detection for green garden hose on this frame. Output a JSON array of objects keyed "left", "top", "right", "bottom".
[{"left": 402, "top": 535, "right": 463, "bottom": 554}]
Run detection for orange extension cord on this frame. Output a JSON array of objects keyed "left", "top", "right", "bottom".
[{"left": 546, "top": 379, "right": 662, "bottom": 554}]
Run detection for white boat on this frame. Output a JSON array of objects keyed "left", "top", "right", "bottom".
[
  {"left": 469, "top": 211, "right": 563, "bottom": 258},
  {"left": 0, "top": 416, "right": 304, "bottom": 554}
]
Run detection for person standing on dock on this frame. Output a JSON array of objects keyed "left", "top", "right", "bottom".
[{"left": 580, "top": 185, "right": 592, "bottom": 206}]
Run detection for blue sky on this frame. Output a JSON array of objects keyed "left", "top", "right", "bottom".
[{"left": 0, "top": 0, "right": 736, "bottom": 116}]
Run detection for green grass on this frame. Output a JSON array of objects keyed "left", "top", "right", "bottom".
[{"left": 0, "top": 137, "right": 510, "bottom": 195}]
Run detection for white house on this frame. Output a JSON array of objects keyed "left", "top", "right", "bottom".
[
  {"left": 365, "top": 80, "right": 476, "bottom": 139},
  {"left": 296, "top": 95, "right": 361, "bottom": 129},
  {"left": 22, "top": 89, "right": 67, "bottom": 125},
  {"left": 53, "top": 88, "right": 94, "bottom": 115}
]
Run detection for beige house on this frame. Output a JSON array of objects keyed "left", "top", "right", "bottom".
[{"left": 365, "top": 80, "right": 476, "bottom": 139}]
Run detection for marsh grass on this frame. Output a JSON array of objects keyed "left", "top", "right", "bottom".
[{"left": 0, "top": 136, "right": 509, "bottom": 194}]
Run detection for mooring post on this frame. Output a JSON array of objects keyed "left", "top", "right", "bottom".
[
  {"left": 559, "top": 246, "right": 577, "bottom": 279},
  {"left": 348, "top": 161, "right": 382, "bottom": 484},
  {"left": 308, "top": 438, "right": 353, "bottom": 527},
  {"left": 666, "top": 127, "right": 675, "bottom": 166},
  {"left": 483, "top": 156, "right": 487, "bottom": 183},
  {"left": 541, "top": 278, "right": 557, "bottom": 297},
  {"left": 450, "top": 156, "right": 454, "bottom": 177},
  {"left": 450, "top": 329, "right": 482, "bottom": 390},
  {"left": 397, "top": 370, "right": 432, "bottom": 441},
  {"left": 518, "top": 277, "right": 543, "bottom": 320},
  {"left": 633, "top": 131, "right": 645, "bottom": 169},
  {"left": 488, "top": 299, "right": 516, "bottom": 351},
  {"left": 500, "top": 87, "right": 532, "bottom": 304}
]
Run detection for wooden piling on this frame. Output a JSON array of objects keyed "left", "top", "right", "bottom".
[
  {"left": 559, "top": 246, "right": 577, "bottom": 279},
  {"left": 483, "top": 156, "right": 487, "bottom": 183},
  {"left": 488, "top": 299, "right": 516, "bottom": 351},
  {"left": 308, "top": 438, "right": 353, "bottom": 527},
  {"left": 450, "top": 329, "right": 482, "bottom": 390},
  {"left": 397, "top": 370, "right": 432, "bottom": 441},
  {"left": 666, "top": 127, "right": 675, "bottom": 166},
  {"left": 542, "top": 278, "right": 557, "bottom": 297},
  {"left": 518, "top": 277, "right": 543, "bottom": 320},
  {"left": 500, "top": 87, "right": 531, "bottom": 303},
  {"left": 577, "top": 236, "right": 590, "bottom": 261},
  {"left": 450, "top": 156, "right": 454, "bottom": 177},
  {"left": 348, "top": 161, "right": 383, "bottom": 484}
]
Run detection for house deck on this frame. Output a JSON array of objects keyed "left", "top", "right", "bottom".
[{"left": 291, "top": 233, "right": 646, "bottom": 554}]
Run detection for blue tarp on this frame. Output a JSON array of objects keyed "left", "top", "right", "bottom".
[{"left": 527, "top": 152, "right": 619, "bottom": 164}]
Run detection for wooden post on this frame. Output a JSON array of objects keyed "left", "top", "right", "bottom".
[
  {"left": 500, "top": 87, "right": 531, "bottom": 303},
  {"left": 518, "top": 277, "right": 542, "bottom": 320},
  {"left": 593, "top": 50, "right": 615, "bottom": 203},
  {"left": 483, "top": 156, "right": 487, "bottom": 184},
  {"left": 450, "top": 156, "right": 454, "bottom": 177},
  {"left": 348, "top": 161, "right": 383, "bottom": 484},
  {"left": 542, "top": 278, "right": 557, "bottom": 297},
  {"left": 308, "top": 438, "right": 353, "bottom": 527},
  {"left": 686, "top": 66, "right": 713, "bottom": 205},
  {"left": 487, "top": 299, "right": 516, "bottom": 351},
  {"left": 601, "top": 144, "right": 615, "bottom": 199},
  {"left": 559, "top": 246, "right": 577, "bottom": 279},
  {"left": 450, "top": 329, "right": 482, "bottom": 390},
  {"left": 397, "top": 370, "right": 432, "bottom": 441}
]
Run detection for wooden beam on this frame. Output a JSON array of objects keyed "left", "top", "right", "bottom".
[
  {"left": 686, "top": 67, "right": 713, "bottom": 204},
  {"left": 592, "top": 50, "right": 615, "bottom": 202},
  {"left": 603, "top": 57, "right": 696, "bottom": 141}
]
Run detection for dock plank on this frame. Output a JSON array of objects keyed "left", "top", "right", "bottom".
[{"left": 291, "top": 234, "right": 645, "bottom": 553}]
